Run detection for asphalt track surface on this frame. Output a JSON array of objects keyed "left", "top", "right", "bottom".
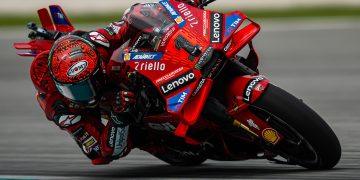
[{"left": 0, "top": 18, "right": 359, "bottom": 179}]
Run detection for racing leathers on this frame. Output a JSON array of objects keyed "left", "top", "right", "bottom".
[{"left": 32, "top": 0, "right": 204, "bottom": 165}]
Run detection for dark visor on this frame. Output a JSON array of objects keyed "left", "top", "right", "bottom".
[{"left": 55, "top": 79, "right": 97, "bottom": 105}]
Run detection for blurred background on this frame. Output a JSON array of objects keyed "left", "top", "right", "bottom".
[{"left": 0, "top": 0, "right": 359, "bottom": 179}]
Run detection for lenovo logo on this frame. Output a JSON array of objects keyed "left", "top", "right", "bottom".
[
  {"left": 243, "top": 76, "right": 265, "bottom": 102},
  {"left": 161, "top": 71, "right": 196, "bottom": 95},
  {"left": 210, "top": 13, "right": 223, "bottom": 43}
]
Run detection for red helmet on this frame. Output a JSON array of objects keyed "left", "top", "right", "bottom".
[{"left": 49, "top": 35, "right": 105, "bottom": 105}]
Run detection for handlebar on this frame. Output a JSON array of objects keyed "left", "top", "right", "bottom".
[
  {"left": 27, "top": 22, "right": 53, "bottom": 39},
  {"left": 199, "top": 0, "right": 216, "bottom": 9}
]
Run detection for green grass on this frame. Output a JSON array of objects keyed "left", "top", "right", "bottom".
[{"left": 1, "top": 6, "right": 360, "bottom": 27}]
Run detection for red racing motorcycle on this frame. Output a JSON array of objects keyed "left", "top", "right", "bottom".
[{"left": 14, "top": 0, "right": 341, "bottom": 169}]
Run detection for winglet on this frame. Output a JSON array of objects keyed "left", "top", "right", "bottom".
[
  {"left": 38, "top": 8, "right": 55, "bottom": 31},
  {"left": 49, "top": 5, "right": 75, "bottom": 32}
]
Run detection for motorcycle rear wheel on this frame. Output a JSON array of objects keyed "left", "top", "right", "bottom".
[{"left": 252, "top": 84, "right": 341, "bottom": 169}]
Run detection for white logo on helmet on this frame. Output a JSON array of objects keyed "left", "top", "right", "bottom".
[{"left": 67, "top": 60, "right": 88, "bottom": 77}]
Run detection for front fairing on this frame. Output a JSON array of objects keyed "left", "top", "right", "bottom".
[{"left": 121, "top": 0, "right": 261, "bottom": 139}]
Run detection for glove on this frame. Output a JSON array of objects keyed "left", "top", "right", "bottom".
[
  {"left": 112, "top": 91, "right": 136, "bottom": 113},
  {"left": 187, "top": 0, "right": 208, "bottom": 7}
]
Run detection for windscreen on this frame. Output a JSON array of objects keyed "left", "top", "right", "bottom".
[{"left": 126, "top": 3, "right": 175, "bottom": 45}]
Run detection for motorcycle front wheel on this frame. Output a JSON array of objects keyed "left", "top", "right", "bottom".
[{"left": 251, "top": 84, "right": 341, "bottom": 169}]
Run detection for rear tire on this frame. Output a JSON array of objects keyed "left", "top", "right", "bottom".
[{"left": 252, "top": 84, "right": 341, "bottom": 169}]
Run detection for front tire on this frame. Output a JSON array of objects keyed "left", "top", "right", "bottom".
[{"left": 252, "top": 84, "right": 341, "bottom": 169}]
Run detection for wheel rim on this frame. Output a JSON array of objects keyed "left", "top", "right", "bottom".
[{"left": 250, "top": 106, "right": 320, "bottom": 165}]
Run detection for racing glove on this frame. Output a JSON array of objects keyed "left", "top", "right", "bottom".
[
  {"left": 179, "top": 0, "right": 209, "bottom": 7},
  {"left": 112, "top": 91, "right": 136, "bottom": 113}
]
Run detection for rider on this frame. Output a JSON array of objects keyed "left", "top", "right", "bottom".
[{"left": 32, "top": 0, "right": 206, "bottom": 165}]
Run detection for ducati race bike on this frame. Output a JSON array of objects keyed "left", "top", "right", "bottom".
[{"left": 14, "top": 0, "right": 341, "bottom": 169}]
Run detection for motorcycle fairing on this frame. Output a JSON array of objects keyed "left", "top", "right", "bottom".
[{"left": 123, "top": 1, "right": 263, "bottom": 140}]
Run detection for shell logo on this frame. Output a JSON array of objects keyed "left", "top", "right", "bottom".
[
  {"left": 262, "top": 128, "right": 280, "bottom": 144},
  {"left": 67, "top": 60, "right": 88, "bottom": 77},
  {"left": 124, "top": 53, "right": 131, "bottom": 61},
  {"left": 175, "top": 16, "right": 184, "bottom": 24}
]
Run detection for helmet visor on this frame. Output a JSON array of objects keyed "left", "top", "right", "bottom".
[{"left": 55, "top": 79, "right": 97, "bottom": 105}]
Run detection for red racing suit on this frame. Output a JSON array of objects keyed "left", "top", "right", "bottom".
[{"left": 32, "top": 0, "right": 203, "bottom": 165}]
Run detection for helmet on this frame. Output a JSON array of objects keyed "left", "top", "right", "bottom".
[
  {"left": 30, "top": 51, "right": 56, "bottom": 94},
  {"left": 49, "top": 35, "right": 105, "bottom": 105}
]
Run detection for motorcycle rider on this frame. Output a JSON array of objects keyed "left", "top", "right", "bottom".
[{"left": 32, "top": 0, "right": 208, "bottom": 165}]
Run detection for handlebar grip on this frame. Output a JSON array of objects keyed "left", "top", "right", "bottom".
[
  {"left": 27, "top": 22, "right": 52, "bottom": 39},
  {"left": 175, "top": 35, "right": 201, "bottom": 57}
]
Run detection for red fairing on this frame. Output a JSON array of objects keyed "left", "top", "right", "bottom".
[
  {"left": 14, "top": 40, "right": 54, "bottom": 57},
  {"left": 226, "top": 75, "right": 269, "bottom": 105}
]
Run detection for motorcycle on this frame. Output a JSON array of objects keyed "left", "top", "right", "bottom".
[{"left": 14, "top": 0, "right": 341, "bottom": 169}]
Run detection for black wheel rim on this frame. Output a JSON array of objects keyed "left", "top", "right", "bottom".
[{"left": 250, "top": 105, "right": 319, "bottom": 165}]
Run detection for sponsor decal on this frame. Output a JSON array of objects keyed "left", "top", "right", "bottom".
[
  {"left": 108, "top": 126, "right": 116, "bottom": 148},
  {"left": 132, "top": 36, "right": 143, "bottom": 50},
  {"left": 109, "top": 23, "right": 121, "bottom": 34},
  {"left": 262, "top": 128, "right": 280, "bottom": 144},
  {"left": 243, "top": 76, "right": 265, "bottom": 102},
  {"left": 155, "top": 67, "right": 184, "bottom": 85},
  {"left": 83, "top": 136, "right": 97, "bottom": 149},
  {"left": 89, "top": 32, "right": 110, "bottom": 48},
  {"left": 224, "top": 40, "right": 232, "bottom": 52},
  {"left": 207, "top": 58, "right": 223, "bottom": 78},
  {"left": 210, "top": 13, "right": 223, "bottom": 43},
  {"left": 56, "top": 12, "right": 64, "bottom": 19},
  {"left": 110, "top": 111, "right": 124, "bottom": 126},
  {"left": 160, "top": 26, "right": 176, "bottom": 47},
  {"left": 49, "top": 6, "right": 68, "bottom": 25},
  {"left": 113, "top": 21, "right": 125, "bottom": 26},
  {"left": 135, "top": 61, "right": 165, "bottom": 71},
  {"left": 67, "top": 60, "right": 88, "bottom": 77},
  {"left": 225, "top": 14, "right": 242, "bottom": 38},
  {"left": 178, "top": 3, "right": 199, "bottom": 28},
  {"left": 247, "top": 119, "right": 260, "bottom": 130},
  {"left": 203, "top": 11, "right": 209, "bottom": 37},
  {"left": 68, "top": 47, "right": 83, "bottom": 58},
  {"left": 192, "top": 78, "right": 206, "bottom": 96},
  {"left": 148, "top": 122, "right": 176, "bottom": 132},
  {"left": 161, "top": 70, "right": 196, "bottom": 95},
  {"left": 58, "top": 115, "right": 81, "bottom": 127},
  {"left": 69, "top": 102, "right": 84, "bottom": 110},
  {"left": 167, "top": 88, "right": 190, "bottom": 112},
  {"left": 195, "top": 46, "right": 214, "bottom": 70},
  {"left": 122, "top": 52, "right": 164, "bottom": 61},
  {"left": 104, "top": 27, "right": 115, "bottom": 36},
  {"left": 113, "top": 126, "right": 129, "bottom": 156},
  {"left": 142, "top": 3, "right": 156, "bottom": 8},
  {"left": 255, "top": 84, "right": 265, "bottom": 91},
  {"left": 160, "top": 0, "right": 186, "bottom": 28},
  {"left": 68, "top": 47, "right": 84, "bottom": 61}
]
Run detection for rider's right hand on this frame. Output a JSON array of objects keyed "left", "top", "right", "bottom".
[{"left": 112, "top": 91, "right": 136, "bottom": 113}]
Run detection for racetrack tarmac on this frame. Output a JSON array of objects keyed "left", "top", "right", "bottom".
[{"left": 0, "top": 18, "right": 359, "bottom": 179}]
